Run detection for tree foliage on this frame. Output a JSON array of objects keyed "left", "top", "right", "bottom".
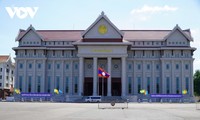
[{"left": 194, "top": 70, "right": 200, "bottom": 96}]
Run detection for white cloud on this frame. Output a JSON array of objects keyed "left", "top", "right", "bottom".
[
  {"left": 131, "top": 5, "right": 178, "bottom": 14},
  {"left": 130, "top": 5, "right": 178, "bottom": 21}
]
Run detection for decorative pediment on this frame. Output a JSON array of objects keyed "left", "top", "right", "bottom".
[
  {"left": 164, "top": 25, "right": 193, "bottom": 46},
  {"left": 16, "top": 25, "right": 44, "bottom": 46},
  {"left": 16, "top": 25, "right": 43, "bottom": 41},
  {"left": 82, "top": 12, "right": 124, "bottom": 42},
  {"left": 164, "top": 25, "right": 193, "bottom": 41}
]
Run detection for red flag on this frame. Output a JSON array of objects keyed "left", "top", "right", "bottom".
[{"left": 98, "top": 67, "right": 110, "bottom": 78}]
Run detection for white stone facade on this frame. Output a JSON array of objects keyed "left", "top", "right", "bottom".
[
  {"left": 13, "top": 12, "right": 196, "bottom": 100},
  {"left": 0, "top": 55, "right": 15, "bottom": 98}
]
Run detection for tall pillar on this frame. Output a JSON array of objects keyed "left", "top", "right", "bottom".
[
  {"left": 142, "top": 60, "right": 146, "bottom": 90},
  {"left": 69, "top": 60, "right": 73, "bottom": 95},
  {"left": 41, "top": 59, "right": 46, "bottom": 92},
  {"left": 152, "top": 61, "right": 155, "bottom": 94},
  {"left": 78, "top": 57, "right": 84, "bottom": 96},
  {"left": 161, "top": 60, "right": 165, "bottom": 94},
  {"left": 133, "top": 61, "right": 137, "bottom": 95},
  {"left": 93, "top": 57, "right": 97, "bottom": 96},
  {"left": 23, "top": 60, "right": 27, "bottom": 92},
  {"left": 61, "top": 60, "right": 64, "bottom": 94},
  {"left": 14, "top": 59, "right": 18, "bottom": 89},
  {"left": 171, "top": 60, "right": 174, "bottom": 94},
  {"left": 32, "top": 60, "right": 36, "bottom": 92},
  {"left": 191, "top": 59, "right": 194, "bottom": 96},
  {"left": 181, "top": 60, "right": 184, "bottom": 94},
  {"left": 121, "top": 57, "right": 126, "bottom": 96},
  {"left": 107, "top": 57, "right": 111, "bottom": 96}
]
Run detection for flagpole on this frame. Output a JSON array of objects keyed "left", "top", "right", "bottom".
[
  {"left": 102, "top": 77, "right": 104, "bottom": 97},
  {"left": 98, "top": 77, "right": 99, "bottom": 96}
]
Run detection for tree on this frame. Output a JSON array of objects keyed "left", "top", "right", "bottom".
[{"left": 194, "top": 70, "right": 200, "bottom": 96}]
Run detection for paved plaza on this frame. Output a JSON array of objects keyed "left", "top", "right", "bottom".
[{"left": 0, "top": 102, "right": 200, "bottom": 120}]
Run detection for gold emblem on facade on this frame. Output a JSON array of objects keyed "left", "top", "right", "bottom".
[{"left": 98, "top": 25, "right": 107, "bottom": 34}]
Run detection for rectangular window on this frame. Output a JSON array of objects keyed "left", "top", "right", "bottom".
[
  {"left": 65, "top": 77, "right": 69, "bottom": 93},
  {"left": 176, "top": 77, "right": 179, "bottom": 94},
  {"left": 156, "top": 64, "right": 159, "bottom": 70},
  {"left": 75, "top": 64, "right": 78, "bottom": 70},
  {"left": 37, "top": 76, "right": 41, "bottom": 93},
  {"left": 166, "top": 77, "right": 170, "bottom": 94},
  {"left": 128, "top": 77, "right": 131, "bottom": 94},
  {"left": 0, "top": 68, "right": 2, "bottom": 72},
  {"left": 147, "top": 77, "right": 150, "bottom": 93},
  {"left": 6, "top": 69, "right": 9, "bottom": 73},
  {"left": 185, "top": 64, "right": 189, "bottom": 70},
  {"left": 0, "top": 75, "right": 2, "bottom": 79},
  {"left": 74, "top": 76, "right": 78, "bottom": 93},
  {"left": 29, "top": 63, "right": 32, "bottom": 69},
  {"left": 166, "top": 64, "right": 169, "bottom": 70},
  {"left": 38, "top": 63, "right": 41, "bottom": 69},
  {"left": 57, "top": 64, "right": 60, "bottom": 69},
  {"left": 186, "top": 77, "right": 189, "bottom": 93},
  {"left": 137, "top": 64, "right": 141, "bottom": 70},
  {"left": 156, "top": 77, "right": 160, "bottom": 94},
  {"left": 56, "top": 76, "right": 60, "bottom": 90},
  {"left": 47, "top": 76, "right": 51, "bottom": 93},
  {"left": 147, "top": 64, "right": 150, "bottom": 70},
  {"left": 128, "top": 64, "right": 132, "bottom": 70},
  {"left": 66, "top": 64, "right": 69, "bottom": 69},
  {"left": 48, "top": 63, "right": 51, "bottom": 69},
  {"left": 0, "top": 83, "right": 2, "bottom": 87},
  {"left": 137, "top": 77, "right": 141, "bottom": 93},
  {"left": 28, "top": 76, "right": 32, "bottom": 92},
  {"left": 19, "top": 76, "right": 23, "bottom": 91},
  {"left": 176, "top": 64, "right": 179, "bottom": 70},
  {"left": 19, "top": 63, "right": 23, "bottom": 69},
  {"left": 34, "top": 50, "right": 36, "bottom": 56},
  {"left": 53, "top": 51, "right": 55, "bottom": 56}
]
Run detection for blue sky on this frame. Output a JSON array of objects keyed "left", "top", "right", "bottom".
[{"left": 0, "top": 0, "right": 200, "bottom": 72}]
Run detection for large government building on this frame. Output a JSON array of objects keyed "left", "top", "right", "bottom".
[{"left": 13, "top": 12, "right": 196, "bottom": 101}]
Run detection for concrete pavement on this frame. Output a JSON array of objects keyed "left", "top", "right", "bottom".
[{"left": 0, "top": 102, "right": 200, "bottom": 120}]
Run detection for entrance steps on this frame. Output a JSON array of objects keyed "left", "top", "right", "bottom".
[
  {"left": 101, "top": 96, "right": 125, "bottom": 103},
  {"left": 65, "top": 95, "right": 82, "bottom": 102},
  {"left": 122, "top": 96, "right": 138, "bottom": 102}
]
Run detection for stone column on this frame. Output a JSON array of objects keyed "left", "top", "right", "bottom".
[
  {"left": 161, "top": 60, "right": 165, "bottom": 94},
  {"left": 142, "top": 60, "right": 146, "bottom": 90},
  {"left": 51, "top": 61, "right": 55, "bottom": 94},
  {"left": 41, "top": 59, "right": 46, "bottom": 92},
  {"left": 69, "top": 60, "right": 73, "bottom": 95},
  {"left": 190, "top": 60, "right": 194, "bottom": 96},
  {"left": 133, "top": 61, "right": 137, "bottom": 95},
  {"left": 23, "top": 60, "right": 27, "bottom": 92},
  {"left": 78, "top": 57, "right": 84, "bottom": 96},
  {"left": 14, "top": 59, "right": 18, "bottom": 89},
  {"left": 171, "top": 60, "right": 174, "bottom": 94},
  {"left": 152, "top": 61, "right": 155, "bottom": 94},
  {"left": 93, "top": 57, "right": 97, "bottom": 96},
  {"left": 61, "top": 60, "right": 64, "bottom": 94},
  {"left": 32, "top": 60, "right": 36, "bottom": 92},
  {"left": 107, "top": 57, "right": 111, "bottom": 96},
  {"left": 121, "top": 57, "right": 126, "bottom": 96},
  {"left": 181, "top": 60, "right": 184, "bottom": 94}
]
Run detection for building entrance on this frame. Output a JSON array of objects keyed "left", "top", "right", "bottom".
[
  {"left": 98, "top": 78, "right": 107, "bottom": 96},
  {"left": 112, "top": 78, "right": 121, "bottom": 96},
  {"left": 84, "top": 77, "right": 93, "bottom": 96}
]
